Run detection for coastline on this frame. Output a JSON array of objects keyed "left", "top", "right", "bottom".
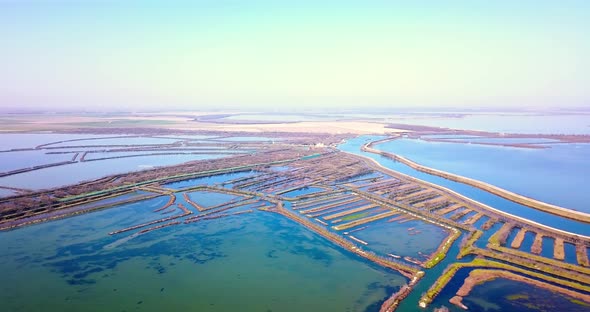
[{"left": 361, "top": 136, "right": 590, "bottom": 224}]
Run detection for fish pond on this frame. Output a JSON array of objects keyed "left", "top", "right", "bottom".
[{"left": 0, "top": 199, "right": 406, "bottom": 312}]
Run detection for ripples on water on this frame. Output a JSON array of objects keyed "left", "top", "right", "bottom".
[{"left": 0, "top": 201, "right": 405, "bottom": 312}]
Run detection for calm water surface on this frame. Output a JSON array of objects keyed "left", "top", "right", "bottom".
[
  {"left": 376, "top": 138, "right": 590, "bottom": 212},
  {"left": 0, "top": 201, "right": 405, "bottom": 312},
  {"left": 338, "top": 136, "right": 590, "bottom": 236},
  {"left": 0, "top": 154, "right": 227, "bottom": 190}
]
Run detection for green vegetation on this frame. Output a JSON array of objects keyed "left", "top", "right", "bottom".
[
  {"left": 423, "top": 228, "right": 461, "bottom": 269},
  {"left": 506, "top": 294, "right": 529, "bottom": 300},
  {"left": 341, "top": 212, "right": 369, "bottom": 221},
  {"left": 571, "top": 299, "right": 590, "bottom": 307},
  {"left": 458, "top": 230, "right": 483, "bottom": 259},
  {"left": 420, "top": 257, "right": 590, "bottom": 308}
]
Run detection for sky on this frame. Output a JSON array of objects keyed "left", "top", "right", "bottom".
[{"left": 0, "top": 0, "right": 589, "bottom": 112}]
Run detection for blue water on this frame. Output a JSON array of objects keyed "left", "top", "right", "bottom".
[
  {"left": 48, "top": 137, "right": 182, "bottom": 147},
  {"left": 386, "top": 113, "right": 590, "bottom": 134},
  {"left": 376, "top": 138, "right": 590, "bottom": 212},
  {"left": 163, "top": 171, "right": 255, "bottom": 190},
  {"left": 564, "top": 243, "right": 578, "bottom": 265},
  {"left": 541, "top": 236, "right": 555, "bottom": 259},
  {"left": 0, "top": 188, "right": 15, "bottom": 197},
  {"left": 185, "top": 191, "right": 238, "bottom": 207},
  {"left": 430, "top": 267, "right": 590, "bottom": 312},
  {"left": 0, "top": 200, "right": 405, "bottom": 312},
  {"left": 0, "top": 154, "right": 227, "bottom": 190},
  {"left": 83, "top": 151, "right": 239, "bottom": 161},
  {"left": 281, "top": 186, "right": 325, "bottom": 197},
  {"left": 0, "top": 133, "right": 119, "bottom": 150},
  {"left": 0, "top": 150, "right": 72, "bottom": 172},
  {"left": 352, "top": 218, "right": 447, "bottom": 259},
  {"left": 519, "top": 231, "right": 536, "bottom": 252},
  {"left": 442, "top": 137, "right": 560, "bottom": 144},
  {"left": 214, "top": 136, "right": 282, "bottom": 142},
  {"left": 338, "top": 135, "right": 590, "bottom": 236}
]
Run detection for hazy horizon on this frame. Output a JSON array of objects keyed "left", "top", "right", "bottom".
[{"left": 1, "top": 1, "right": 589, "bottom": 111}]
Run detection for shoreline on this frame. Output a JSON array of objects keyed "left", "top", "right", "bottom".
[
  {"left": 361, "top": 136, "right": 590, "bottom": 223},
  {"left": 344, "top": 150, "right": 590, "bottom": 240},
  {"left": 451, "top": 269, "right": 590, "bottom": 309},
  {"left": 361, "top": 136, "right": 590, "bottom": 224}
]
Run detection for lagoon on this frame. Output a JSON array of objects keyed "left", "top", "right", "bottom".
[
  {"left": 338, "top": 136, "right": 590, "bottom": 236},
  {"left": 0, "top": 202, "right": 405, "bottom": 312}
]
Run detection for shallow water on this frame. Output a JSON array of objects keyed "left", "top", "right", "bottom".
[
  {"left": 214, "top": 136, "right": 282, "bottom": 142},
  {"left": 0, "top": 188, "right": 15, "bottom": 197},
  {"left": 351, "top": 218, "right": 447, "bottom": 259},
  {"left": 386, "top": 113, "right": 590, "bottom": 134},
  {"left": 0, "top": 133, "right": 121, "bottom": 150},
  {"left": 0, "top": 154, "right": 227, "bottom": 190},
  {"left": 338, "top": 135, "right": 590, "bottom": 236},
  {"left": 0, "top": 150, "right": 72, "bottom": 172},
  {"left": 281, "top": 186, "right": 325, "bottom": 197},
  {"left": 462, "top": 277, "right": 590, "bottom": 312},
  {"left": 185, "top": 191, "right": 238, "bottom": 207},
  {"left": 376, "top": 138, "right": 590, "bottom": 212},
  {"left": 0, "top": 203, "right": 405, "bottom": 312},
  {"left": 47, "top": 136, "right": 182, "bottom": 147},
  {"left": 163, "top": 171, "right": 255, "bottom": 190}
]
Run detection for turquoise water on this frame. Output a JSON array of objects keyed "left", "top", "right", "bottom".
[
  {"left": 0, "top": 203, "right": 405, "bottom": 312},
  {"left": 281, "top": 186, "right": 325, "bottom": 197},
  {"left": 338, "top": 136, "right": 590, "bottom": 236},
  {"left": 376, "top": 138, "right": 590, "bottom": 212},
  {"left": 185, "top": 191, "right": 238, "bottom": 207}
]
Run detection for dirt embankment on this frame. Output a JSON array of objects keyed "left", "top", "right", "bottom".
[
  {"left": 362, "top": 137, "right": 590, "bottom": 224},
  {"left": 451, "top": 269, "right": 590, "bottom": 310}
]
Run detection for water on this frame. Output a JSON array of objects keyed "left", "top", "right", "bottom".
[
  {"left": 83, "top": 150, "right": 239, "bottom": 161},
  {"left": 0, "top": 154, "right": 227, "bottom": 190},
  {"left": 0, "top": 150, "right": 72, "bottom": 172},
  {"left": 0, "top": 133, "right": 253, "bottom": 190},
  {"left": 0, "top": 188, "right": 15, "bottom": 197},
  {"left": 0, "top": 133, "right": 120, "bottom": 150},
  {"left": 441, "top": 137, "right": 560, "bottom": 144},
  {"left": 461, "top": 277, "right": 590, "bottom": 312},
  {"left": 214, "top": 136, "right": 282, "bottom": 142},
  {"left": 0, "top": 203, "right": 406, "bottom": 312},
  {"left": 386, "top": 113, "right": 590, "bottom": 134},
  {"left": 47, "top": 137, "right": 183, "bottom": 147},
  {"left": 338, "top": 135, "right": 590, "bottom": 236},
  {"left": 281, "top": 186, "right": 325, "bottom": 197},
  {"left": 162, "top": 171, "right": 255, "bottom": 189},
  {"left": 185, "top": 191, "right": 238, "bottom": 207},
  {"left": 223, "top": 114, "right": 334, "bottom": 122},
  {"left": 375, "top": 138, "right": 590, "bottom": 212},
  {"left": 351, "top": 218, "right": 447, "bottom": 259}
]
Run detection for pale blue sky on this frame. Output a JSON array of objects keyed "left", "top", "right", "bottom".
[{"left": 1, "top": 1, "right": 589, "bottom": 111}]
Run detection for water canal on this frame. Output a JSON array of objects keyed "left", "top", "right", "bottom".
[{"left": 338, "top": 135, "right": 590, "bottom": 236}]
